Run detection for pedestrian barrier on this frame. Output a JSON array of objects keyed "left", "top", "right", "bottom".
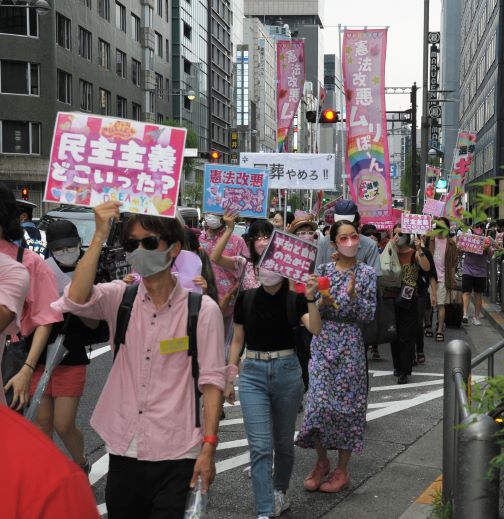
[
  {"left": 489, "top": 256, "right": 499, "bottom": 304},
  {"left": 443, "top": 339, "right": 504, "bottom": 518}
]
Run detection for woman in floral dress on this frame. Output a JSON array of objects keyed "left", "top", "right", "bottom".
[{"left": 295, "top": 220, "right": 377, "bottom": 493}]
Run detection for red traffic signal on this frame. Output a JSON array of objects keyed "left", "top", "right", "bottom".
[
  {"left": 21, "top": 187, "right": 29, "bottom": 200},
  {"left": 320, "top": 109, "right": 339, "bottom": 123}
]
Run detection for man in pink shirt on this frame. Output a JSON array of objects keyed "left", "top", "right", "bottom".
[
  {"left": 0, "top": 252, "right": 30, "bottom": 406},
  {"left": 54, "top": 202, "right": 226, "bottom": 519},
  {"left": 200, "top": 213, "right": 248, "bottom": 332},
  {"left": 0, "top": 184, "right": 62, "bottom": 409}
]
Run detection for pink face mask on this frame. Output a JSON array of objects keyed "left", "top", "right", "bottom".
[
  {"left": 473, "top": 228, "right": 483, "bottom": 235},
  {"left": 337, "top": 236, "right": 360, "bottom": 258}
]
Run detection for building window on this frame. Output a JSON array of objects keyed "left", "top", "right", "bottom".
[
  {"left": 183, "top": 22, "right": 192, "bottom": 40},
  {"left": 115, "top": 2, "right": 126, "bottom": 32},
  {"left": 157, "top": 113, "right": 164, "bottom": 124},
  {"left": 80, "top": 0, "right": 92, "bottom": 8},
  {"left": 146, "top": 91, "right": 155, "bottom": 113},
  {"left": 117, "top": 96, "right": 127, "bottom": 117},
  {"left": 131, "top": 58, "right": 141, "bottom": 86},
  {"left": 184, "top": 59, "right": 191, "bottom": 75},
  {"left": 131, "top": 13, "right": 140, "bottom": 41},
  {"left": 0, "top": 61, "right": 39, "bottom": 96},
  {"left": 0, "top": 120, "right": 40, "bottom": 155},
  {"left": 165, "top": 0, "right": 169, "bottom": 22},
  {"left": 57, "top": 70, "right": 72, "bottom": 104},
  {"left": 98, "top": 0, "right": 110, "bottom": 21},
  {"left": 165, "top": 78, "right": 170, "bottom": 97},
  {"left": 156, "top": 0, "right": 162, "bottom": 17},
  {"left": 143, "top": 5, "right": 153, "bottom": 29},
  {"left": 155, "top": 73, "right": 163, "bottom": 97},
  {"left": 116, "top": 50, "right": 126, "bottom": 79},
  {"left": 78, "top": 27, "right": 92, "bottom": 61},
  {"left": 98, "top": 39, "right": 110, "bottom": 70},
  {"left": 99, "top": 88, "right": 111, "bottom": 115},
  {"left": 0, "top": 6, "right": 38, "bottom": 37},
  {"left": 56, "top": 13, "right": 71, "bottom": 50},
  {"left": 155, "top": 32, "right": 163, "bottom": 57},
  {"left": 79, "top": 80, "right": 93, "bottom": 111},
  {"left": 132, "top": 102, "right": 142, "bottom": 121},
  {"left": 165, "top": 39, "right": 170, "bottom": 63},
  {"left": 145, "top": 48, "right": 154, "bottom": 70}
]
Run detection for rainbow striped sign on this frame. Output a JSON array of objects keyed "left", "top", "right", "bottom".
[{"left": 342, "top": 29, "right": 393, "bottom": 228}]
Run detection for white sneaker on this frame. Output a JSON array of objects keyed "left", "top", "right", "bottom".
[
  {"left": 472, "top": 317, "right": 482, "bottom": 326},
  {"left": 462, "top": 315, "right": 469, "bottom": 324},
  {"left": 273, "top": 490, "right": 291, "bottom": 516},
  {"left": 243, "top": 465, "right": 251, "bottom": 477},
  {"left": 257, "top": 516, "right": 270, "bottom": 519}
]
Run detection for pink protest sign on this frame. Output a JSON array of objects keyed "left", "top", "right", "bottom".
[
  {"left": 401, "top": 213, "right": 432, "bottom": 235},
  {"left": 258, "top": 230, "right": 318, "bottom": 283},
  {"left": 458, "top": 234, "right": 485, "bottom": 255},
  {"left": 44, "top": 112, "right": 187, "bottom": 218},
  {"left": 423, "top": 199, "right": 445, "bottom": 217}
]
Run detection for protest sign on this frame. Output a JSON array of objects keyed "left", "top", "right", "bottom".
[
  {"left": 258, "top": 230, "right": 318, "bottom": 283},
  {"left": 457, "top": 234, "right": 485, "bottom": 255},
  {"left": 423, "top": 199, "right": 445, "bottom": 217},
  {"left": 240, "top": 152, "right": 335, "bottom": 190},
  {"left": 44, "top": 112, "right": 187, "bottom": 218},
  {"left": 203, "top": 164, "right": 269, "bottom": 218},
  {"left": 401, "top": 213, "right": 432, "bottom": 235}
]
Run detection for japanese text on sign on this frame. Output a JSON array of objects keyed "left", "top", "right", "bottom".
[
  {"left": 422, "top": 199, "right": 445, "bottom": 217},
  {"left": 44, "top": 113, "right": 186, "bottom": 218},
  {"left": 258, "top": 230, "right": 318, "bottom": 284},
  {"left": 401, "top": 213, "right": 432, "bottom": 235},
  {"left": 203, "top": 164, "right": 269, "bottom": 218},
  {"left": 457, "top": 234, "right": 485, "bottom": 255}
]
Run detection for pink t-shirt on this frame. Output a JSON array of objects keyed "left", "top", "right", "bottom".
[
  {"left": 433, "top": 237, "right": 447, "bottom": 283},
  {"left": 0, "top": 240, "right": 62, "bottom": 337},
  {"left": 0, "top": 252, "right": 30, "bottom": 406},
  {"left": 53, "top": 280, "right": 226, "bottom": 461}
]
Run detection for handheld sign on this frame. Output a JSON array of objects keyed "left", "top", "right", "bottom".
[{"left": 401, "top": 213, "right": 432, "bottom": 235}]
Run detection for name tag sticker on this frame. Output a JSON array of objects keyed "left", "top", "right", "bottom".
[{"left": 160, "top": 336, "right": 189, "bottom": 355}]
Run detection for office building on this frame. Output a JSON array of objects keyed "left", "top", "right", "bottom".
[{"left": 0, "top": 0, "right": 173, "bottom": 213}]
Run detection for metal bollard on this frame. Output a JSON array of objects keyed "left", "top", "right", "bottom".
[
  {"left": 489, "top": 256, "right": 498, "bottom": 304},
  {"left": 443, "top": 340, "right": 471, "bottom": 504},
  {"left": 454, "top": 413, "right": 500, "bottom": 519}
]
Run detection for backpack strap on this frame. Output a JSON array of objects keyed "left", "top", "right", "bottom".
[
  {"left": 113, "top": 284, "right": 139, "bottom": 360},
  {"left": 187, "top": 291, "right": 203, "bottom": 428},
  {"left": 16, "top": 246, "right": 24, "bottom": 263}
]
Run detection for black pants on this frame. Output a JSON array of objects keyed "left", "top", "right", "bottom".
[
  {"left": 391, "top": 298, "right": 418, "bottom": 376},
  {"left": 106, "top": 454, "right": 196, "bottom": 519},
  {"left": 416, "top": 292, "right": 428, "bottom": 355}
]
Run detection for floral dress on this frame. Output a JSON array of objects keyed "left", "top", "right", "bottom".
[{"left": 295, "top": 261, "right": 377, "bottom": 453}]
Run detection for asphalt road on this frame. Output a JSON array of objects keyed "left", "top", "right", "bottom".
[{"left": 69, "top": 314, "right": 502, "bottom": 519}]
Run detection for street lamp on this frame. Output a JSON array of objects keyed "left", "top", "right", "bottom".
[{"left": 159, "top": 89, "right": 197, "bottom": 124}]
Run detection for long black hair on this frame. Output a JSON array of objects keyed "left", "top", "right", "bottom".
[
  {"left": 0, "top": 183, "right": 23, "bottom": 242},
  {"left": 247, "top": 219, "right": 274, "bottom": 266},
  {"left": 329, "top": 220, "right": 358, "bottom": 242}
]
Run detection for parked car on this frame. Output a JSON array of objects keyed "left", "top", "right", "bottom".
[{"left": 38, "top": 207, "right": 96, "bottom": 246}]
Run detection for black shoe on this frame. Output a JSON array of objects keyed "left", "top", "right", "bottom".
[
  {"left": 393, "top": 370, "right": 399, "bottom": 377},
  {"left": 397, "top": 374, "right": 408, "bottom": 385}
]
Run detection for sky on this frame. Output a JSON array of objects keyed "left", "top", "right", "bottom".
[{"left": 322, "top": 0, "right": 442, "bottom": 112}]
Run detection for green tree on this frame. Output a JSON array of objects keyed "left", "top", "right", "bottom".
[{"left": 400, "top": 151, "right": 413, "bottom": 198}]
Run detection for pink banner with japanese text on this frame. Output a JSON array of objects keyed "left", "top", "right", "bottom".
[
  {"left": 277, "top": 40, "right": 305, "bottom": 152},
  {"left": 444, "top": 130, "right": 477, "bottom": 221},
  {"left": 44, "top": 112, "right": 187, "bottom": 218},
  {"left": 457, "top": 234, "right": 485, "bottom": 255},
  {"left": 401, "top": 213, "right": 432, "bottom": 235},
  {"left": 423, "top": 199, "right": 445, "bottom": 217},
  {"left": 258, "top": 230, "right": 317, "bottom": 284},
  {"left": 342, "top": 29, "right": 393, "bottom": 228}
]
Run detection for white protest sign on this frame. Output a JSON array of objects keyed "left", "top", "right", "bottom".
[{"left": 240, "top": 153, "right": 336, "bottom": 189}]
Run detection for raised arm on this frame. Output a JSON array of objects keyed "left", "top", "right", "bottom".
[
  {"left": 210, "top": 210, "right": 239, "bottom": 272},
  {"left": 301, "top": 275, "right": 322, "bottom": 335},
  {"left": 68, "top": 202, "right": 122, "bottom": 304}
]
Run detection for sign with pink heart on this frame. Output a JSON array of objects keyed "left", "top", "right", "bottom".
[
  {"left": 422, "top": 199, "right": 445, "bottom": 217},
  {"left": 44, "top": 112, "right": 187, "bottom": 218}
]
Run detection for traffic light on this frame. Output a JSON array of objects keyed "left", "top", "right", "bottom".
[
  {"left": 21, "top": 187, "right": 29, "bottom": 200},
  {"left": 210, "top": 150, "right": 221, "bottom": 162},
  {"left": 306, "top": 109, "right": 340, "bottom": 124}
]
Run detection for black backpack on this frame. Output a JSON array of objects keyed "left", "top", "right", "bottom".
[{"left": 113, "top": 284, "right": 203, "bottom": 427}]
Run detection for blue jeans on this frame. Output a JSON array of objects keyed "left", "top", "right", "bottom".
[{"left": 239, "top": 354, "right": 304, "bottom": 516}]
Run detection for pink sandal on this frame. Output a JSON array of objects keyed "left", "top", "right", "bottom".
[
  {"left": 319, "top": 468, "right": 350, "bottom": 493},
  {"left": 303, "top": 459, "right": 330, "bottom": 491}
]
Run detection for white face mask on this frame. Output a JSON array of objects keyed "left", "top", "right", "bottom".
[
  {"left": 52, "top": 246, "right": 80, "bottom": 266},
  {"left": 258, "top": 268, "right": 284, "bottom": 287},
  {"left": 126, "top": 243, "right": 175, "bottom": 278},
  {"left": 205, "top": 215, "right": 222, "bottom": 230}
]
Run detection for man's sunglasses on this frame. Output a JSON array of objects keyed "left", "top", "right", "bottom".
[{"left": 123, "top": 236, "right": 163, "bottom": 252}]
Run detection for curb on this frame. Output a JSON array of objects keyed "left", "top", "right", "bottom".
[
  {"left": 481, "top": 297, "right": 504, "bottom": 335},
  {"left": 398, "top": 475, "right": 442, "bottom": 519}
]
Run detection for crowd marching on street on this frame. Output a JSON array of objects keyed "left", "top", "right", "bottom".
[{"left": 1, "top": 180, "right": 503, "bottom": 519}]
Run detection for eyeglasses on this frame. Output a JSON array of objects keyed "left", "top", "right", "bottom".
[
  {"left": 297, "top": 231, "right": 315, "bottom": 238},
  {"left": 254, "top": 236, "right": 270, "bottom": 242},
  {"left": 123, "top": 236, "right": 163, "bottom": 252},
  {"left": 337, "top": 234, "right": 359, "bottom": 244}
]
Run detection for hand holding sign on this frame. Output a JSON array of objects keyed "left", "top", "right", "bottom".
[{"left": 94, "top": 201, "right": 122, "bottom": 241}]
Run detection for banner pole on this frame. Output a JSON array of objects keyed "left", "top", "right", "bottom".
[
  {"left": 284, "top": 190, "right": 288, "bottom": 230},
  {"left": 338, "top": 24, "right": 347, "bottom": 199}
]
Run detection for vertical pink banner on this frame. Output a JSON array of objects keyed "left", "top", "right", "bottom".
[
  {"left": 444, "top": 131, "right": 477, "bottom": 221},
  {"left": 342, "top": 29, "right": 393, "bottom": 228},
  {"left": 277, "top": 40, "right": 305, "bottom": 152},
  {"left": 44, "top": 113, "right": 187, "bottom": 218}
]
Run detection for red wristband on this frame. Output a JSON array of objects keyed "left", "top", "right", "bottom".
[{"left": 203, "top": 435, "right": 219, "bottom": 447}]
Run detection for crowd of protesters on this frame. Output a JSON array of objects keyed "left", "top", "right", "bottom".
[{"left": 1, "top": 179, "right": 503, "bottom": 519}]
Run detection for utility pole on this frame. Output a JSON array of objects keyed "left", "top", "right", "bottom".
[
  {"left": 419, "top": 0, "right": 430, "bottom": 212},
  {"left": 411, "top": 83, "right": 418, "bottom": 213}
]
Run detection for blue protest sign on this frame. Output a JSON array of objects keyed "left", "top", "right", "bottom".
[{"left": 203, "top": 164, "right": 269, "bottom": 218}]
